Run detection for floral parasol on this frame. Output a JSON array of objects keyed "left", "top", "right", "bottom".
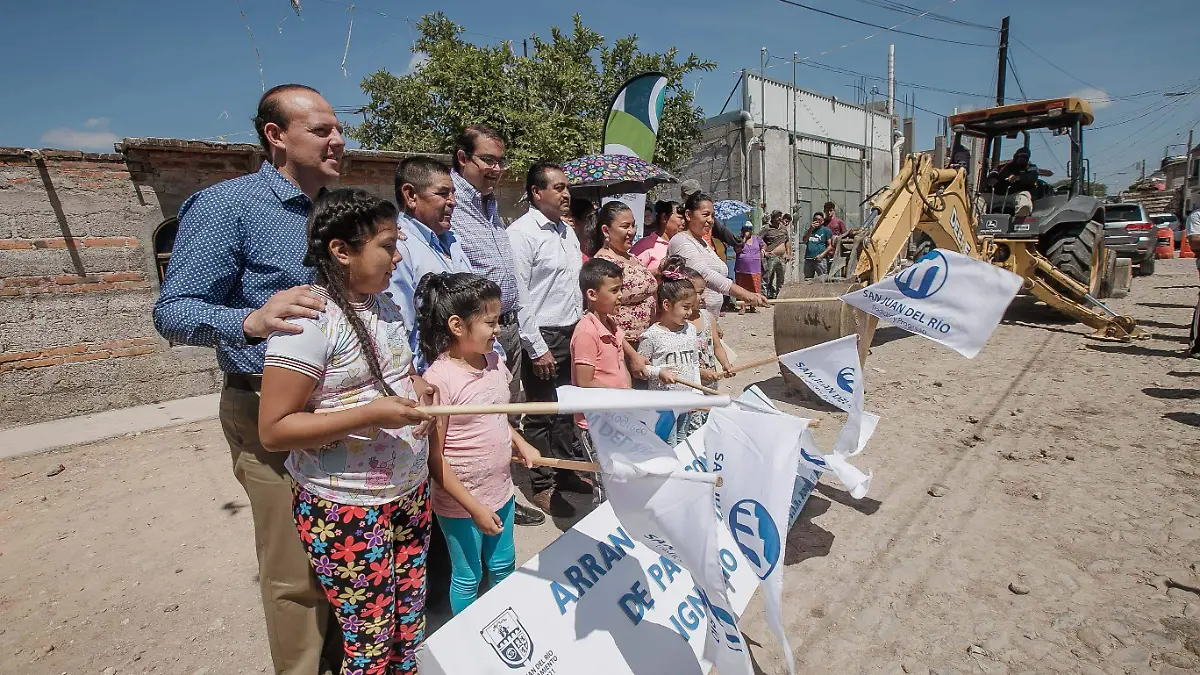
[{"left": 561, "top": 154, "right": 677, "bottom": 200}]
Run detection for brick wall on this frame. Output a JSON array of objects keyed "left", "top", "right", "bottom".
[{"left": 0, "top": 139, "right": 526, "bottom": 428}]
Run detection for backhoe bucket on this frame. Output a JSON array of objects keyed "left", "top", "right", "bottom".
[{"left": 772, "top": 280, "right": 875, "bottom": 402}]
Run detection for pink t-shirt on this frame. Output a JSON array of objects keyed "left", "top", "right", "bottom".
[
  {"left": 631, "top": 234, "right": 670, "bottom": 272},
  {"left": 422, "top": 351, "right": 514, "bottom": 518},
  {"left": 571, "top": 312, "right": 631, "bottom": 428}
]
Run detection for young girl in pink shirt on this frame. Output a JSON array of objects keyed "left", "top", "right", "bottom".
[{"left": 415, "top": 272, "right": 541, "bottom": 614}]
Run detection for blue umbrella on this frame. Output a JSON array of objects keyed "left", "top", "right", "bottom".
[{"left": 713, "top": 200, "right": 752, "bottom": 221}]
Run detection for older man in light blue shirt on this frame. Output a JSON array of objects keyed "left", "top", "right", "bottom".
[{"left": 386, "top": 156, "right": 472, "bottom": 370}]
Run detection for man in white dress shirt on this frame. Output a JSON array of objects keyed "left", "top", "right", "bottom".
[{"left": 508, "top": 161, "right": 590, "bottom": 514}]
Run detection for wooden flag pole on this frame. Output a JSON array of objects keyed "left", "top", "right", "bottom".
[
  {"left": 721, "top": 354, "right": 782, "bottom": 377},
  {"left": 738, "top": 297, "right": 841, "bottom": 306},
  {"left": 766, "top": 296, "right": 842, "bottom": 304},
  {"left": 671, "top": 378, "right": 724, "bottom": 396},
  {"left": 513, "top": 456, "right": 723, "bottom": 486},
  {"left": 417, "top": 402, "right": 561, "bottom": 416}
]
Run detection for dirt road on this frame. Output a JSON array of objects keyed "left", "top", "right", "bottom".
[{"left": 2, "top": 260, "right": 1197, "bottom": 675}]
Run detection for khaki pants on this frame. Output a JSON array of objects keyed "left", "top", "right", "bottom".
[
  {"left": 220, "top": 384, "right": 330, "bottom": 675},
  {"left": 975, "top": 191, "right": 1032, "bottom": 217}
]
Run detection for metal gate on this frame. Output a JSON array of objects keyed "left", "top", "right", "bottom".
[{"left": 795, "top": 150, "right": 864, "bottom": 229}]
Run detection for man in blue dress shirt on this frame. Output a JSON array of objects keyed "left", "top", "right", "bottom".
[
  {"left": 153, "top": 84, "right": 355, "bottom": 675},
  {"left": 387, "top": 156, "right": 472, "bottom": 369}
]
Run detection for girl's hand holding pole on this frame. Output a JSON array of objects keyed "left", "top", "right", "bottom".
[
  {"left": 512, "top": 434, "right": 542, "bottom": 469},
  {"left": 365, "top": 396, "right": 432, "bottom": 431},
  {"left": 411, "top": 376, "right": 439, "bottom": 438},
  {"left": 471, "top": 507, "right": 504, "bottom": 536}
]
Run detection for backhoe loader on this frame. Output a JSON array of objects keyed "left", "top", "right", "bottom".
[{"left": 774, "top": 97, "right": 1146, "bottom": 387}]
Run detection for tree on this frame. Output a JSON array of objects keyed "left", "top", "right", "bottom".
[
  {"left": 1051, "top": 178, "right": 1107, "bottom": 197},
  {"left": 348, "top": 13, "right": 716, "bottom": 174}
]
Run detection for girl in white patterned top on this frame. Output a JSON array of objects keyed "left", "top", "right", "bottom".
[
  {"left": 637, "top": 256, "right": 703, "bottom": 445},
  {"left": 258, "top": 189, "right": 470, "bottom": 675}
]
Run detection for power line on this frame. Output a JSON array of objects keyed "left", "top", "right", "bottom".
[
  {"left": 774, "top": 0, "right": 995, "bottom": 47},
  {"left": 1011, "top": 38, "right": 1100, "bottom": 92},
  {"left": 1006, "top": 55, "right": 1027, "bottom": 103},
  {"left": 799, "top": 59, "right": 991, "bottom": 98},
  {"left": 313, "top": 0, "right": 508, "bottom": 42},
  {"left": 1005, "top": 51, "right": 1071, "bottom": 175},
  {"left": 1090, "top": 93, "right": 1198, "bottom": 161},
  {"left": 841, "top": 0, "right": 995, "bottom": 30}
]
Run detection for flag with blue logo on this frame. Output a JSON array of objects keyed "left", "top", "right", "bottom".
[
  {"left": 840, "top": 248, "right": 1023, "bottom": 358},
  {"left": 705, "top": 406, "right": 806, "bottom": 675},
  {"left": 778, "top": 334, "right": 877, "bottom": 458},
  {"left": 586, "top": 409, "right": 753, "bottom": 675}
]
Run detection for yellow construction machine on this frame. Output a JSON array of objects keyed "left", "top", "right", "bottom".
[{"left": 774, "top": 97, "right": 1146, "bottom": 376}]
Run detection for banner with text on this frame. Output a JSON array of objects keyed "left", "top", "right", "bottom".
[
  {"left": 590, "top": 409, "right": 751, "bottom": 675},
  {"left": 417, "top": 407, "right": 765, "bottom": 674}
]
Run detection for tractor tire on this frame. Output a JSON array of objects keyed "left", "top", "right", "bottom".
[
  {"left": 1134, "top": 252, "right": 1156, "bottom": 277},
  {"left": 1097, "top": 249, "right": 1118, "bottom": 299},
  {"left": 1045, "top": 220, "right": 1102, "bottom": 288}
]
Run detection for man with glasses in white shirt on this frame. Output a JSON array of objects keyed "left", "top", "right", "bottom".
[{"left": 508, "top": 161, "right": 590, "bottom": 515}]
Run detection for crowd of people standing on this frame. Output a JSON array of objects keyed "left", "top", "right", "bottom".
[{"left": 153, "top": 81, "right": 856, "bottom": 675}]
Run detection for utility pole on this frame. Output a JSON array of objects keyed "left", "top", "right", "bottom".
[
  {"left": 887, "top": 45, "right": 895, "bottom": 121},
  {"left": 792, "top": 52, "right": 799, "bottom": 216},
  {"left": 760, "top": 47, "right": 767, "bottom": 209},
  {"left": 1184, "top": 128, "right": 1194, "bottom": 214},
  {"left": 990, "top": 16, "right": 1011, "bottom": 172}
]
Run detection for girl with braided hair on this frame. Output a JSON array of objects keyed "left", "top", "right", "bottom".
[{"left": 258, "top": 188, "right": 438, "bottom": 675}]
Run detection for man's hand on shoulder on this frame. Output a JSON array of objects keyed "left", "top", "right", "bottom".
[{"left": 244, "top": 285, "right": 326, "bottom": 340}]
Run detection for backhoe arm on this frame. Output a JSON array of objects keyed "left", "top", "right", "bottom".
[{"left": 852, "top": 153, "right": 978, "bottom": 284}]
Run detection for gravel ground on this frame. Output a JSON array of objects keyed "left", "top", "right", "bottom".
[{"left": 1, "top": 259, "right": 1197, "bottom": 675}]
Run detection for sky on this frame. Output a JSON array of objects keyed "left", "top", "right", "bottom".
[{"left": 3, "top": 0, "right": 1197, "bottom": 191}]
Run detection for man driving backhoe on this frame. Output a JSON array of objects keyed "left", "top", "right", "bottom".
[{"left": 983, "top": 147, "right": 1040, "bottom": 217}]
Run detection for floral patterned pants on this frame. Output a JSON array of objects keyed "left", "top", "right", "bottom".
[{"left": 291, "top": 482, "right": 431, "bottom": 675}]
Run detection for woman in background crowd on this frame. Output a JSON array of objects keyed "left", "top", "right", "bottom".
[
  {"left": 666, "top": 192, "right": 767, "bottom": 316},
  {"left": 631, "top": 200, "right": 684, "bottom": 274}
]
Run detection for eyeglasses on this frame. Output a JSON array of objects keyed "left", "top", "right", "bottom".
[{"left": 469, "top": 153, "right": 509, "bottom": 170}]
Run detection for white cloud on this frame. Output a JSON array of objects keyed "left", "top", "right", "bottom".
[
  {"left": 1070, "top": 88, "right": 1112, "bottom": 109},
  {"left": 404, "top": 51, "right": 429, "bottom": 75},
  {"left": 40, "top": 119, "right": 119, "bottom": 151}
]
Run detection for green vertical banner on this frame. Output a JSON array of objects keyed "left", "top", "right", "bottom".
[{"left": 602, "top": 72, "right": 669, "bottom": 237}]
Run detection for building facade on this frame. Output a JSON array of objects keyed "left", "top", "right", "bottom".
[{"left": 679, "top": 71, "right": 896, "bottom": 229}]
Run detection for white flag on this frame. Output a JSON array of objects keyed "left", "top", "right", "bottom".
[
  {"left": 801, "top": 426, "right": 872, "bottom": 500},
  {"left": 839, "top": 248, "right": 1022, "bottom": 358},
  {"left": 779, "top": 335, "right": 874, "bottom": 457},
  {"left": 778, "top": 334, "right": 860, "bottom": 413},
  {"left": 738, "top": 384, "right": 873, "bottom": 504},
  {"left": 587, "top": 410, "right": 752, "bottom": 675},
  {"left": 706, "top": 406, "right": 805, "bottom": 675}
]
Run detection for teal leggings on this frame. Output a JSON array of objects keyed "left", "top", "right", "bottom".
[{"left": 436, "top": 496, "right": 516, "bottom": 614}]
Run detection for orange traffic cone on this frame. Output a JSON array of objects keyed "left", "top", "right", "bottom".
[
  {"left": 1156, "top": 227, "right": 1175, "bottom": 259},
  {"left": 1182, "top": 230, "right": 1196, "bottom": 259},
  {"left": 1152, "top": 225, "right": 1171, "bottom": 257}
]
